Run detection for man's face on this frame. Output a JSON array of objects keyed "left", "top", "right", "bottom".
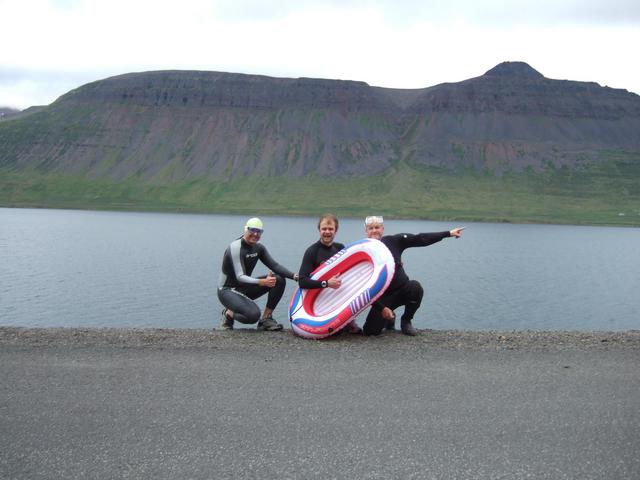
[
  {"left": 319, "top": 219, "right": 337, "bottom": 246},
  {"left": 243, "top": 227, "right": 263, "bottom": 246},
  {"left": 365, "top": 222, "right": 384, "bottom": 240}
]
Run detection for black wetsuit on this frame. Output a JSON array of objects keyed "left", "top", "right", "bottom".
[
  {"left": 218, "top": 237, "right": 296, "bottom": 324},
  {"left": 298, "top": 240, "right": 345, "bottom": 289},
  {"left": 363, "top": 231, "right": 451, "bottom": 335}
]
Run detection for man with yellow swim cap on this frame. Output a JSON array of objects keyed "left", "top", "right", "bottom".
[{"left": 218, "top": 217, "right": 299, "bottom": 331}]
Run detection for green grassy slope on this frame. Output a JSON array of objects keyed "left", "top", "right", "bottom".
[{"left": 2, "top": 157, "right": 638, "bottom": 226}]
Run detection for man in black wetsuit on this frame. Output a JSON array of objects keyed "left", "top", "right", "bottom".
[
  {"left": 362, "top": 216, "right": 464, "bottom": 336},
  {"left": 218, "top": 217, "right": 299, "bottom": 331},
  {"left": 297, "top": 214, "right": 361, "bottom": 333}
]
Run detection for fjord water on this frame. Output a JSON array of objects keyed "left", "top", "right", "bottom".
[{"left": 1, "top": 208, "right": 638, "bottom": 331}]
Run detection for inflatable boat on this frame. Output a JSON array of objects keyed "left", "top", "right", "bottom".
[{"left": 289, "top": 238, "right": 395, "bottom": 339}]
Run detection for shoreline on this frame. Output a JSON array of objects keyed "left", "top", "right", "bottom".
[
  {"left": 2, "top": 326, "right": 639, "bottom": 350},
  {"left": 2, "top": 204, "right": 639, "bottom": 229}
]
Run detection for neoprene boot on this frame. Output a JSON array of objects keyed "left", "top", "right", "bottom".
[
  {"left": 400, "top": 319, "right": 417, "bottom": 336},
  {"left": 257, "top": 316, "right": 283, "bottom": 331},
  {"left": 220, "top": 309, "right": 234, "bottom": 330}
]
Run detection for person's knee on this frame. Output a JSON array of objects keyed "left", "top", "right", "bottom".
[
  {"left": 407, "top": 280, "right": 424, "bottom": 303},
  {"left": 238, "top": 304, "right": 261, "bottom": 324},
  {"left": 273, "top": 274, "right": 285, "bottom": 286},
  {"left": 362, "top": 310, "right": 385, "bottom": 336}
]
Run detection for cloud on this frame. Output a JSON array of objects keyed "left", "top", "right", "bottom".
[
  {"left": 1, "top": 0, "right": 639, "bottom": 108},
  {"left": 0, "top": 68, "right": 105, "bottom": 108},
  {"left": 210, "top": 0, "right": 640, "bottom": 25}
]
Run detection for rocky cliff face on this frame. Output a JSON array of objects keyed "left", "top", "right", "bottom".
[
  {"left": 372, "top": 62, "right": 640, "bottom": 173},
  {"left": 63, "top": 71, "right": 393, "bottom": 111},
  {"left": 1, "top": 62, "right": 639, "bottom": 180},
  {"left": 409, "top": 62, "right": 639, "bottom": 119}
]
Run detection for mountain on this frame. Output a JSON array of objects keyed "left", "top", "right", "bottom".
[
  {"left": 1, "top": 62, "right": 639, "bottom": 225},
  {"left": 388, "top": 62, "right": 640, "bottom": 173},
  {"left": 0, "top": 107, "right": 22, "bottom": 120}
]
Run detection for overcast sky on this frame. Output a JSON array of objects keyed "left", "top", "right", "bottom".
[{"left": 1, "top": 0, "right": 639, "bottom": 109}]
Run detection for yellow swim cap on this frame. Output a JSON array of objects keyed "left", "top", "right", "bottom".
[{"left": 244, "top": 217, "right": 264, "bottom": 231}]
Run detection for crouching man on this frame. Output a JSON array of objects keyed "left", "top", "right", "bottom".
[
  {"left": 362, "top": 216, "right": 464, "bottom": 336},
  {"left": 218, "top": 217, "right": 298, "bottom": 331}
]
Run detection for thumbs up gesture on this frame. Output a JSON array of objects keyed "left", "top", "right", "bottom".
[
  {"left": 327, "top": 273, "right": 342, "bottom": 289},
  {"left": 262, "top": 271, "right": 277, "bottom": 288}
]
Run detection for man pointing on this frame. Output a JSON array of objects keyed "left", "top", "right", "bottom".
[{"left": 363, "top": 216, "right": 464, "bottom": 336}]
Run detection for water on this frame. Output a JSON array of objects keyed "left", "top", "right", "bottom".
[{"left": 1, "top": 208, "right": 638, "bottom": 331}]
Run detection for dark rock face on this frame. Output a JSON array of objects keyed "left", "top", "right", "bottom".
[
  {"left": 1, "top": 62, "right": 639, "bottom": 179},
  {"left": 408, "top": 66, "right": 639, "bottom": 119},
  {"left": 394, "top": 63, "right": 640, "bottom": 172},
  {"left": 484, "top": 61, "right": 545, "bottom": 78},
  {"left": 63, "top": 71, "right": 393, "bottom": 111}
]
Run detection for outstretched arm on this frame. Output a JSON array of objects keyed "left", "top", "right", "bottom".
[
  {"left": 403, "top": 227, "right": 465, "bottom": 247},
  {"left": 259, "top": 245, "right": 297, "bottom": 280}
]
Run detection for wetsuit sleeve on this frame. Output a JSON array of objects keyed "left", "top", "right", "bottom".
[
  {"left": 229, "top": 240, "right": 260, "bottom": 285},
  {"left": 298, "top": 244, "right": 324, "bottom": 289},
  {"left": 398, "top": 231, "right": 450, "bottom": 249},
  {"left": 259, "top": 245, "right": 296, "bottom": 279},
  {"left": 370, "top": 233, "right": 449, "bottom": 309}
]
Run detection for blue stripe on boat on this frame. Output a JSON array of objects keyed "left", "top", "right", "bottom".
[{"left": 292, "top": 315, "right": 336, "bottom": 328}]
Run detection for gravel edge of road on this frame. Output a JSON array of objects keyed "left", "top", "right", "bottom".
[{"left": 2, "top": 326, "right": 639, "bottom": 351}]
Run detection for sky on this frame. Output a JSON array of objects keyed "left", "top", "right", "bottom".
[{"left": 1, "top": 0, "right": 639, "bottom": 109}]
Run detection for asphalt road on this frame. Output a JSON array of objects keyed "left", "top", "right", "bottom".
[{"left": 1, "top": 328, "right": 639, "bottom": 479}]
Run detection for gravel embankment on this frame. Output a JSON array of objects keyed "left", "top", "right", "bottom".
[{"left": 1, "top": 326, "right": 638, "bottom": 350}]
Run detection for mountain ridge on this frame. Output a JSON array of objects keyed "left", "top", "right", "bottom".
[
  {"left": 2, "top": 61, "right": 639, "bottom": 178},
  {"left": 1, "top": 61, "right": 639, "bottom": 225}
]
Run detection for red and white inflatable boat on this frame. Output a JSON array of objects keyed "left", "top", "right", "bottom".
[{"left": 289, "top": 238, "right": 395, "bottom": 339}]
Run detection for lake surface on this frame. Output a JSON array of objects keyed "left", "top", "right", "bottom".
[{"left": 1, "top": 208, "right": 638, "bottom": 331}]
